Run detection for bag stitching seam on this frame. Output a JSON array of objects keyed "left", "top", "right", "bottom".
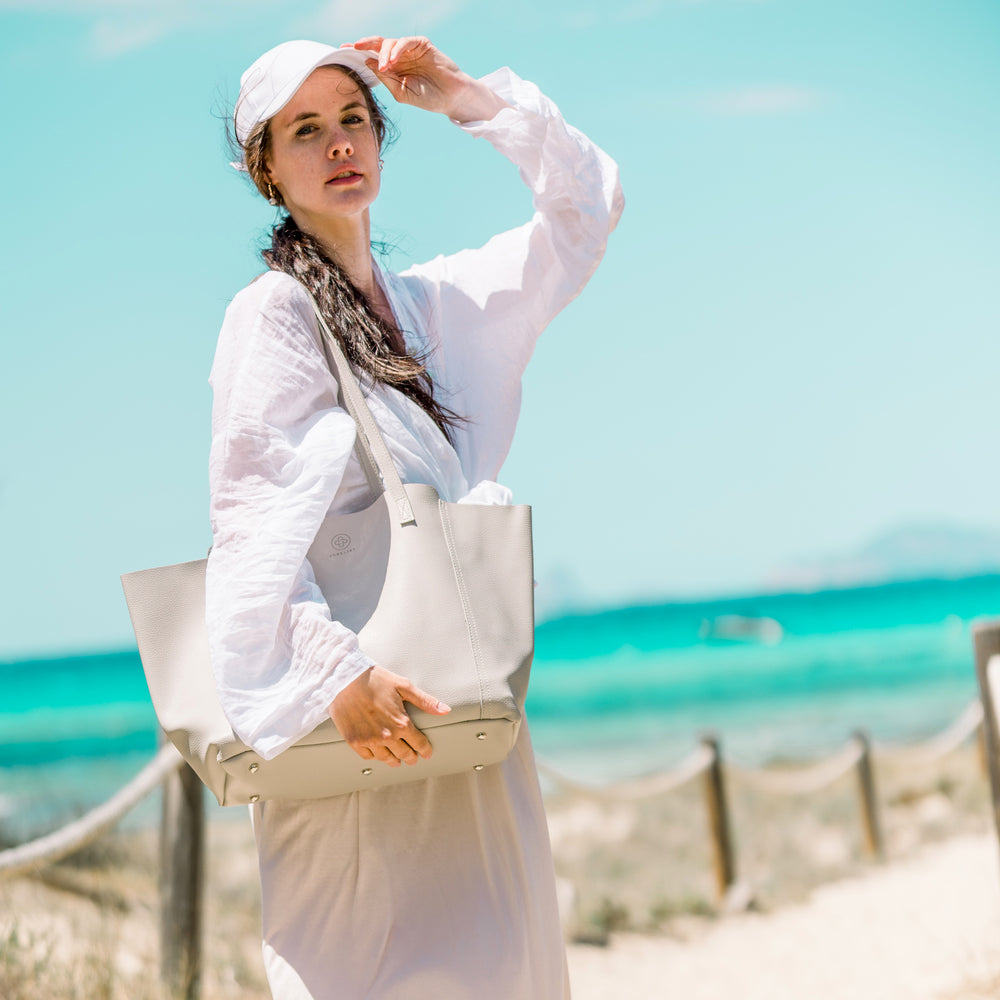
[{"left": 437, "top": 499, "right": 485, "bottom": 719}]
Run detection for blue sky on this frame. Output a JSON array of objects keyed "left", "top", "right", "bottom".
[{"left": 2, "top": 0, "right": 998, "bottom": 658}]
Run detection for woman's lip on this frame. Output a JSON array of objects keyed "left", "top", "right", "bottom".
[{"left": 326, "top": 172, "right": 362, "bottom": 185}]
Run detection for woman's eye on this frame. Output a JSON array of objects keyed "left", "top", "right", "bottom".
[
  {"left": 343, "top": 114, "right": 365, "bottom": 126},
  {"left": 295, "top": 124, "right": 317, "bottom": 137}
]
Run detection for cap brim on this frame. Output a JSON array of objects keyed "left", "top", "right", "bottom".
[
  {"left": 264, "top": 48, "right": 380, "bottom": 128},
  {"left": 315, "top": 47, "right": 381, "bottom": 89}
]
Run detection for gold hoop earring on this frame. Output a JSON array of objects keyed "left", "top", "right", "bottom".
[
  {"left": 378, "top": 158, "right": 385, "bottom": 171},
  {"left": 267, "top": 182, "right": 278, "bottom": 206}
]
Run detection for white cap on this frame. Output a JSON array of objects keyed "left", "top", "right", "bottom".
[{"left": 232, "top": 40, "right": 381, "bottom": 166}]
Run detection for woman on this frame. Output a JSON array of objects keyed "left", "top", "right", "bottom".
[{"left": 208, "top": 34, "right": 623, "bottom": 999}]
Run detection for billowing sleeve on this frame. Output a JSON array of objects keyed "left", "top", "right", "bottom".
[
  {"left": 205, "top": 271, "right": 375, "bottom": 761},
  {"left": 393, "top": 67, "right": 624, "bottom": 485}
]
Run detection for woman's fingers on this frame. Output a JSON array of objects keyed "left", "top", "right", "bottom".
[
  {"left": 373, "top": 716, "right": 432, "bottom": 762},
  {"left": 389, "top": 35, "right": 429, "bottom": 67},
  {"left": 398, "top": 680, "right": 451, "bottom": 716},
  {"left": 345, "top": 35, "right": 462, "bottom": 111},
  {"left": 394, "top": 738, "right": 421, "bottom": 766},
  {"left": 370, "top": 743, "right": 402, "bottom": 767},
  {"left": 365, "top": 736, "right": 420, "bottom": 767},
  {"left": 354, "top": 38, "right": 490, "bottom": 120},
  {"left": 345, "top": 35, "right": 430, "bottom": 71},
  {"left": 373, "top": 34, "right": 425, "bottom": 71},
  {"left": 344, "top": 36, "right": 383, "bottom": 52},
  {"left": 330, "top": 665, "right": 448, "bottom": 765},
  {"left": 400, "top": 726, "right": 433, "bottom": 760},
  {"left": 377, "top": 36, "right": 394, "bottom": 71}
]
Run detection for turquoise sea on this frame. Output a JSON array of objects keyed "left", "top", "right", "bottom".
[{"left": 2, "top": 574, "right": 998, "bottom": 833}]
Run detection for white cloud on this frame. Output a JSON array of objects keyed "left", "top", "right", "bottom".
[
  {"left": 0, "top": 0, "right": 465, "bottom": 56},
  {"left": 0, "top": 0, "right": 132, "bottom": 7},
  {"left": 0, "top": 0, "right": 230, "bottom": 54},
  {"left": 295, "top": 0, "right": 464, "bottom": 41},
  {"left": 698, "top": 85, "right": 823, "bottom": 115},
  {"left": 88, "top": 11, "right": 180, "bottom": 56},
  {"left": 564, "top": 0, "right": 773, "bottom": 26},
  {"left": 566, "top": 1, "right": 667, "bottom": 28}
]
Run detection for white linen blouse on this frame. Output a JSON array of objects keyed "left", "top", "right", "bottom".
[{"left": 206, "top": 67, "right": 624, "bottom": 761}]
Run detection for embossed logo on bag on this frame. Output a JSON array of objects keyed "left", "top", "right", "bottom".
[{"left": 327, "top": 533, "right": 357, "bottom": 559}]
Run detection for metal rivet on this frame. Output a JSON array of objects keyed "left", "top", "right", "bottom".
[
  {"left": 248, "top": 762, "right": 259, "bottom": 774},
  {"left": 473, "top": 764, "right": 484, "bottom": 771},
  {"left": 476, "top": 732, "right": 487, "bottom": 740},
  {"left": 249, "top": 794, "right": 260, "bottom": 803},
  {"left": 362, "top": 768, "right": 374, "bottom": 776}
]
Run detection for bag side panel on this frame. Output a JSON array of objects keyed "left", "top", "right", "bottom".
[
  {"left": 121, "top": 559, "right": 235, "bottom": 805},
  {"left": 441, "top": 502, "right": 534, "bottom": 711}
]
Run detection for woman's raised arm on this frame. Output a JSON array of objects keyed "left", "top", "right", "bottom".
[{"left": 385, "top": 67, "right": 625, "bottom": 486}]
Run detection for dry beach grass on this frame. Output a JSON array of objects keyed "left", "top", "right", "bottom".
[{"left": 0, "top": 743, "right": 996, "bottom": 999}]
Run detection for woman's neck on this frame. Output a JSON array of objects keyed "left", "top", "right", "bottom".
[{"left": 294, "top": 208, "right": 376, "bottom": 300}]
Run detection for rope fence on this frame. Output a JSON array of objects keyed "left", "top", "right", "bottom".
[
  {"left": 0, "top": 742, "right": 182, "bottom": 881},
  {"left": 537, "top": 744, "right": 715, "bottom": 802},
  {"left": 0, "top": 741, "right": 198, "bottom": 999},
  {"left": 874, "top": 698, "right": 984, "bottom": 765},
  {"left": 538, "top": 693, "right": 991, "bottom": 903},
  {"left": 537, "top": 698, "right": 984, "bottom": 804},
  {"left": 729, "top": 737, "right": 865, "bottom": 796},
  {"left": 2, "top": 621, "right": 1000, "bottom": 998}
]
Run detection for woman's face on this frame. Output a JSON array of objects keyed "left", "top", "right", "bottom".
[{"left": 266, "top": 66, "right": 381, "bottom": 226}]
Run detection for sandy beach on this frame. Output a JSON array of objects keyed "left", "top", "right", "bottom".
[
  {"left": 566, "top": 833, "right": 1000, "bottom": 1000},
  {"left": 1, "top": 744, "right": 997, "bottom": 998}
]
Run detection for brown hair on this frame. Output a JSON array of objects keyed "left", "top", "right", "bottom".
[{"left": 233, "top": 67, "right": 462, "bottom": 443}]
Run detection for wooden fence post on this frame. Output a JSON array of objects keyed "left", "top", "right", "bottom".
[
  {"left": 973, "top": 621, "right": 1000, "bottom": 869},
  {"left": 700, "top": 734, "right": 737, "bottom": 903},
  {"left": 853, "top": 730, "right": 884, "bottom": 861},
  {"left": 160, "top": 758, "right": 204, "bottom": 1000}
]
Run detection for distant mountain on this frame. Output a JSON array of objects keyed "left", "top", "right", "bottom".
[{"left": 766, "top": 523, "right": 1000, "bottom": 592}]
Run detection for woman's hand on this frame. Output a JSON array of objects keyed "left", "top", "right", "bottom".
[
  {"left": 344, "top": 36, "right": 507, "bottom": 123},
  {"left": 330, "top": 665, "right": 451, "bottom": 767}
]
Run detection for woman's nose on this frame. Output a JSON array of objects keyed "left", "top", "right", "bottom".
[{"left": 328, "top": 133, "right": 353, "bottom": 158}]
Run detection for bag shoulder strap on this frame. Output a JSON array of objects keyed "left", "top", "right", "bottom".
[{"left": 308, "top": 297, "right": 416, "bottom": 527}]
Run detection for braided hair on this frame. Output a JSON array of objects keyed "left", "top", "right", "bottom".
[{"left": 262, "top": 217, "right": 462, "bottom": 442}]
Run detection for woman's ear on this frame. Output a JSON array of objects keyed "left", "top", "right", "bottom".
[{"left": 261, "top": 159, "right": 281, "bottom": 206}]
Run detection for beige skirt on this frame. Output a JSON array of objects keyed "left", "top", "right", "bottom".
[{"left": 250, "top": 720, "right": 570, "bottom": 999}]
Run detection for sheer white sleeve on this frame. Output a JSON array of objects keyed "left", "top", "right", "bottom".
[
  {"left": 390, "top": 68, "right": 625, "bottom": 485},
  {"left": 205, "top": 272, "right": 375, "bottom": 761}
]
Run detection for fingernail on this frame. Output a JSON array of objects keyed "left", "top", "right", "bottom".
[{"left": 438, "top": 701, "right": 451, "bottom": 712}]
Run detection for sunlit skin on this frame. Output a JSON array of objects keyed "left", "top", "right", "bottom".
[
  {"left": 266, "top": 67, "right": 382, "bottom": 299},
  {"left": 265, "top": 36, "right": 507, "bottom": 769}
]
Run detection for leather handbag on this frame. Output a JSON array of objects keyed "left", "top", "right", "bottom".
[{"left": 121, "top": 295, "right": 535, "bottom": 806}]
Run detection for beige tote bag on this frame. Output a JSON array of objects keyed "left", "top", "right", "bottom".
[{"left": 122, "top": 296, "right": 534, "bottom": 805}]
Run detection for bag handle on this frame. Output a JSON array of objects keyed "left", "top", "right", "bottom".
[{"left": 309, "top": 298, "right": 417, "bottom": 527}]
